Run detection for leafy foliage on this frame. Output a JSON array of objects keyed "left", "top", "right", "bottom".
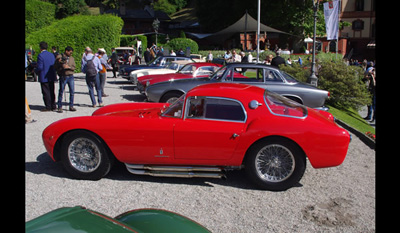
[
  {"left": 165, "top": 38, "right": 199, "bottom": 54},
  {"left": 280, "top": 61, "right": 371, "bottom": 110},
  {"left": 25, "top": 0, "right": 56, "bottom": 34},
  {"left": 152, "top": 0, "right": 178, "bottom": 15},
  {"left": 26, "top": 14, "right": 123, "bottom": 72},
  {"left": 49, "top": 0, "right": 89, "bottom": 19},
  {"left": 120, "top": 35, "right": 148, "bottom": 56},
  {"left": 318, "top": 61, "right": 371, "bottom": 109}
]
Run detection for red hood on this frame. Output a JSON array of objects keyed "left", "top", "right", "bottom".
[{"left": 92, "top": 103, "right": 169, "bottom": 118}]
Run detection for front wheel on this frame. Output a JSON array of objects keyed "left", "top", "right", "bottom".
[
  {"left": 244, "top": 138, "right": 306, "bottom": 191},
  {"left": 60, "top": 130, "right": 113, "bottom": 180}
]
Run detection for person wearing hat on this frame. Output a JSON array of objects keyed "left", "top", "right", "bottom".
[{"left": 54, "top": 46, "right": 76, "bottom": 112}]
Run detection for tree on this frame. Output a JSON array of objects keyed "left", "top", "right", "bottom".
[
  {"left": 49, "top": 0, "right": 89, "bottom": 19},
  {"left": 152, "top": 0, "right": 177, "bottom": 15}
]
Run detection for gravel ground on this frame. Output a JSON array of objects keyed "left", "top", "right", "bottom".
[{"left": 25, "top": 73, "right": 375, "bottom": 232}]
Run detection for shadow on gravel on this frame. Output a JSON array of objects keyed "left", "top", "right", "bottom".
[
  {"left": 25, "top": 152, "right": 69, "bottom": 178},
  {"left": 107, "top": 80, "right": 132, "bottom": 85},
  {"left": 26, "top": 153, "right": 303, "bottom": 191},
  {"left": 105, "top": 161, "right": 304, "bottom": 191},
  {"left": 121, "top": 94, "right": 147, "bottom": 102}
]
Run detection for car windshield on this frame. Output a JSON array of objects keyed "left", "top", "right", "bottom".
[
  {"left": 280, "top": 71, "right": 299, "bottom": 84},
  {"left": 210, "top": 67, "right": 227, "bottom": 80},
  {"left": 179, "top": 64, "right": 196, "bottom": 74},
  {"left": 149, "top": 56, "right": 162, "bottom": 66},
  {"left": 166, "top": 62, "right": 180, "bottom": 70},
  {"left": 264, "top": 90, "right": 307, "bottom": 118},
  {"left": 162, "top": 95, "right": 185, "bottom": 118}
]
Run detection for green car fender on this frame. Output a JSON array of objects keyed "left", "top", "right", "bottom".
[
  {"left": 115, "top": 208, "right": 211, "bottom": 233},
  {"left": 26, "top": 206, "right": 210, "bottom": 233}
]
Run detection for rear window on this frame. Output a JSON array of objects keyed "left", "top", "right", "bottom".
[{"left": 264, "top": 91, "right": 307, "bottom": 118}]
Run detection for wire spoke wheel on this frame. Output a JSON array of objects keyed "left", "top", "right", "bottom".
[
  {"left": 255, "top": 144, "right": 295, "bottom": 183},
  {"left": 68, "top": 137, "right": 102, "bottom": 173}
]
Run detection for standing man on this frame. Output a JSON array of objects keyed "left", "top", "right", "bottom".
[
  {"left": 271, "top": 51, "right": 285, "bottom": 68},
  {"left": 81, "top": 47, "right": 104, "bottom": 107},
  {"left": 36, "top": 41, "right": 57, "bottom": 111},
  {"left": 108, "top": 48, "right": 118, "bottom": 78},
  {"left": 55, "top": 46, "right": 76, "bottom": 113},
  {"left": 143, "top": 48, "right": 151, "bottom": 64}
]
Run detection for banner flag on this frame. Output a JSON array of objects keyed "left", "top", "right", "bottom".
[{"left": 323, "top": 0, "right": 339, "bottom": 40}]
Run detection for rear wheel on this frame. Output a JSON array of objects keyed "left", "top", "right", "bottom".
[
  {"left": 160, "top": 91, "right": 183, "bottom": 104},
  {"left": 244, "top": 138, "right": 306, "bottom": 191},
  {"left": 60, "top": 130, "right": 113, "bottom": 180}
]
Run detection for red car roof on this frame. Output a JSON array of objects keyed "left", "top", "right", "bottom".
[{"left": 187, "top": 83, "right": 265, "bottom": 100}]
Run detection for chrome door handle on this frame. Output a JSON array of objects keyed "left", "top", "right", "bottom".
[{"left": 232, "top": 133, "right": 240, "bottom": 138}]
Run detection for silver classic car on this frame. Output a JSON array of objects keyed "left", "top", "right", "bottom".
[{"left": 145, "top": 63, "right": 330, "bottom": 108}]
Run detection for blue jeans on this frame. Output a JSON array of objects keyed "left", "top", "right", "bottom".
[
  {"left": 366, "top": 94, "right": 376, "bottom": 120},
  {"left": 86, "top": 73, "right": 102, "bottom": 106},
  {"left": 57, "top": 75, "right": 75, "bottom": 108}
]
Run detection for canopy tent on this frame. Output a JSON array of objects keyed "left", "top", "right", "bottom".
[{"left": 194, "top": 12, "right": 289, "bottom": 42}]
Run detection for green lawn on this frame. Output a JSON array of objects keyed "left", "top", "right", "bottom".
[{"left": 327, "top": 105, "right": 375, "bottom": 135}]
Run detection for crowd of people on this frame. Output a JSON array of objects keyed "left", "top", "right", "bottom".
[{"left": 25, "top": 41, "right": 120, "bottom": 123}]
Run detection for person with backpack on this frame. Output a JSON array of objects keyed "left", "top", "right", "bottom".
[{"left": 81, "top": 47, "right": 104, "bottom": 107}]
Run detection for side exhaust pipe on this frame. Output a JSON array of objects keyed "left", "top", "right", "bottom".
[{"left": 125, "top": 164, "right": 226, "bottom": 179}]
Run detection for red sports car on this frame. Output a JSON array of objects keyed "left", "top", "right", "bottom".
[
  {"left": 136, "top": 62, "right": 222, "bottom": 93},
  {"left": 42, "top": 83, "right": 350, "bottom": 191}
]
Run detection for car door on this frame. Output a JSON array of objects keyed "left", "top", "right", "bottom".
[{"left": 174, "top": 96, "right": 247, "bottom": 161}]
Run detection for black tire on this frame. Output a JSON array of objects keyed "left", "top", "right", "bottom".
[
  {"left": 160, "top": 91, "right": 183, "bottom": 104},
  {"left": 244, "top": 137, "right": 306, "bottom": 191},
  {"left": 60, "top": 130, "right": 113, "bottom": 180}
]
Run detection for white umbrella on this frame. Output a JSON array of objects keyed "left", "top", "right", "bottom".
[{"left": 304, "top": 37, "right": 313, "bottom": 43}]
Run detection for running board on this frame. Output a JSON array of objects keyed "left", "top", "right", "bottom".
[{"left": 125, "top": 164, "right": 226, "bottom": 179}]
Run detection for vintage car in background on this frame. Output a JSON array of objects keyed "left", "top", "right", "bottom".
[
  {"left": 26, "top": 206, "right": 210, "bottom": 233},
  {"left": 42, "top": 83, "right": 350, "bottom": 191},
  {"left": 145, "top": 63, "right": 330, "bottom": 108},
  {"left": 129, "top": 60, "right": 192, "bottom": 85},
  {"left": 119, "top": 56, "right": 195, "bottom": 79},
  {"left": 136, "top": 62, "right": 223, "bottom": 93}
]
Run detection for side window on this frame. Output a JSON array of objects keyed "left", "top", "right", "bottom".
[
  {"left": 187, "top": 97, "right": 246, "bottom": 122},
  {"left": 165, "top": 58, "right": 175, "bottom": 64},
  {"left": 187, "top": 97, "right": 206, "bottom": 118},
  {"left": 233, "top": 68, "right": 264, "bottom": 82},
  {"left": 265, "top": 70, "right": 283, "bottom": 82},
  {"left": 195, "top": 67, "right": 215, "bottom": 76}
]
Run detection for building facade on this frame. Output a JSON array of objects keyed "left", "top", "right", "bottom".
[{"left": 340, "top": 0, "right": 375, "bottom": 60}]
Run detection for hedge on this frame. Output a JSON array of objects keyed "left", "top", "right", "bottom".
[
  {"left": 25, "top": 0, "right": 56, "bottom": 34},
  {"left": 26, "top": 14, "right": 123, "bottom": 72},
  {"left": 164, "top": 38, "right": 199, "bottom": 54},
  {"left": 120, "top": 35, "right": 148, "bottom": 57},
  {"left": 279, "top": 61, "right": 371, "bottom": 110}
]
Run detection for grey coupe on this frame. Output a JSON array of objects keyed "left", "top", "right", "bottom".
[{"left": 145, "top": 63, "right": 330, "bottom": 109}]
